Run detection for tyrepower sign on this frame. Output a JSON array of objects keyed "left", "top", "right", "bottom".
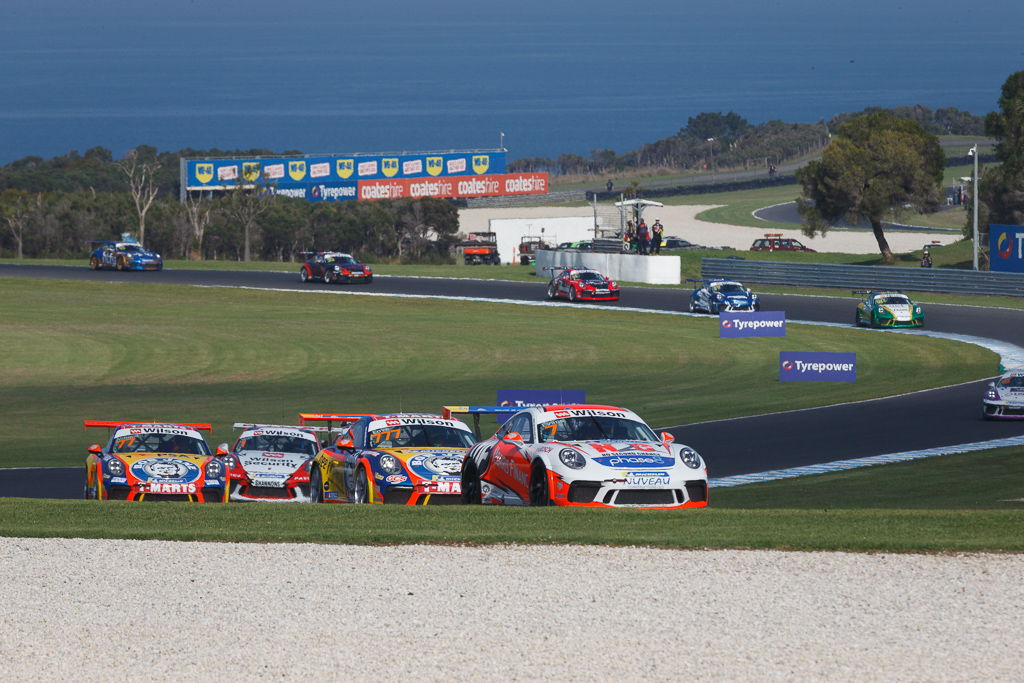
[
  {"left": 720, "top": 311, "right": 786, "bottom": 338},
  {"left": 358, "top": 173, "right": 548, "bottom": 201},
  {"left": 496, "top": 389, "right": 586, "bottom": 424},
  {"left": 779, "top": 352, "right": 856, "bottom": 382},
  {"left": 989, "top": 225, "right": 1024, "bottom": 273}
]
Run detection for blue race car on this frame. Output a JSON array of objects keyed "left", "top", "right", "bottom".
[
  {"left": 89, "top": 236, "right": 163, "bottom": 271},
  {"left": 687, "top": 278, "right": 760, "bottom": 314}
]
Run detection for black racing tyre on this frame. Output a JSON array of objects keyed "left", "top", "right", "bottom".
[
  {"left": 323, "top": 271, "right": 334, "bottom": 284},
  {"left": 688, "top": 298, "right": 697, "bottom": 313},
  {"left": 529, "top": 463, "right": 552, "bottom": 506},
  {"left": 352, "top": 464, "right": 371, "bottom": 504},
  {"left": 309, "top": 467, "right": 324, "bottom": 503},
  {"left": 300, "top": 267, "right": 309, "bottom": 283},
  {"left": 546, "top": 282, "right": 556, "bottom": 300},
  {"left": 854, "top": 310, "right": 861, "bottom": 327},
  {"left": 461, "top": 463, "right": 482, "bottom": 504},
  {"left": 89, "top": 256, "right": 100, "bottom": 270},
  {"left": 568, "top": 287, "right": 577, "bottom": 303}
]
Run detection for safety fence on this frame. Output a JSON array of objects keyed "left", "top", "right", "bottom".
[{"left": 700, "top": 258, "right": 1024, "bottom": 297}]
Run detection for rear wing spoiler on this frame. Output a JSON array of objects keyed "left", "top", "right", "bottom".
[
  {"left": 441, "top": 405, "right": 522, "bottom": 438},
  {"left": 297, "top": 413, "right": 378, "bottom": 431},
  {"left": 83, "top": 420, "right": 212, "bottom": 431},
  {"left": 232, "top": 423, "right": 329, "bottom": 433}
]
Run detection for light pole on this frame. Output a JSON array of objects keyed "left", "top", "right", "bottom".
[
  {"left": 707, "top": 137, "right": 715, "bottom": 180},
  {"left": 969, "top": 144, "right": 979, "bottom": 270},
  {"left": 500, "top": 131, "right": 505, "bottom": 151}
]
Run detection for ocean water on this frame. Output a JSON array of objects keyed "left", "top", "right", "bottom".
[{"left": 0, "top": 0, "right": 1021, "bottom": 165}]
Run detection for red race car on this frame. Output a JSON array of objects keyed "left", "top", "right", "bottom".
[
  {"left": 298, "top": 251, "right": 373, "bottom": 284},
  {"left": 545, "top": 267, "right": 620, "bottom": 302}
]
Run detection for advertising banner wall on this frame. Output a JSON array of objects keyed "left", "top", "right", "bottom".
[
  {"left": 358, "top": 173, "right": 547, "bottom": 201},
  {"left": 496, "top": 389, "right": 586, "bottom": 424},
  {"left": 989, "top": 225, "right": 1024, "bottom": 273},
  {"left": 185, "top": 150, "right": 507, "bottom": 190},
  {"left": 719, "top": 311, "right": 786, "bottom": 338},
  {"left": 779, "top": 352, "right": 856, "bottom": 382}
]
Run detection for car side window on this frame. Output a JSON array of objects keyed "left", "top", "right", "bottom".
[{"left": 507, "top": 414, "right": 534, "bottom": 443}]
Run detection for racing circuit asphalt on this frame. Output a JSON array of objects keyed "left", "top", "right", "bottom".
[{"left": 3, "top": 262, "right": 1024, "bottom": 500}]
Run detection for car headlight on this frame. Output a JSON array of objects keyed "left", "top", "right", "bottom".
[
  {"left": 558, "top": 448, "right": 586, "bottom": 469},
  {"left": 985, "top": 390, "right": 1000, "bottom": 400},
  {"left": 379, "top": 454, "right": 403, "bottom": 474},
  {"left": 915, "top": 307, "right": 922, "bottom": 314},
  {"left": 679, "top": 447, "right": 702, "bottom": 469},
  {"left": 205, "top": 459, "right": 224, "bottom": 479},
  {"left": 333, "top": 265, "right": 340, "bottom": 271},
  {"left": 105, "top": 458, "right": 125, "bottom": 476}
]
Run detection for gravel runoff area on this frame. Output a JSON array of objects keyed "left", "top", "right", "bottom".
[
  {"left": 2, "top": 537, "right": 1021, "bottom": 681},
  {"left": 458, "top": 205, "right": 961, "bottom": 254}
]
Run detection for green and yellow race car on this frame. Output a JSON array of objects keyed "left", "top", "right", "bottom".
[{"left": 854, "top": 290, "right": 924, "bottom": 328}]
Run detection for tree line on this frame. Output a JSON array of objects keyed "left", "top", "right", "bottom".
[{"left": 1, "top": 184, "right": 460, "bottom": 263}]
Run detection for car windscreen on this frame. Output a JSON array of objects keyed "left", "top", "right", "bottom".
[
  {"left": 575, "top": 271, "right": 605, "bottom": 282},
  {"left": 716, "top": 283, "right": 746, "bottom": 293},
  {"left": 537, "top": 416, "right": 658, "bottom": 443},
  {"left": 327, "top": 256, "right": 358, "bottom": 265},
  {"left": 236, "top": 434, "right": 318, "bottom": 456},
  {"left": 998, "top": 376, "right": 1024, "bottom": 388},
  {"left": 120, "top": 244, "right": 145, "bottom": 253},
  {"left": 877, "top": 296, "right": 910, "bottom": 305},
  {"left": 369, "top": 425, "right": 475, "bottom": 449},
  {"left": 112, "top": 432, "right": 211, "bottom": 455}
]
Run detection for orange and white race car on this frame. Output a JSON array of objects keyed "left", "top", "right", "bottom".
[
  {"left": 83, "top": 420, "right": 227, "bottom": 502},
  {"left": 460, "top": 404, "right": 708, "bottom": 508}
]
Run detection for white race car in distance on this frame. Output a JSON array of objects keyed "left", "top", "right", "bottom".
[
  {"left": 460, "top": 404, "right": 708, "bottom": 508},
  {"left": 982, "top": 369, "right": 1024, "bottom": 420}
]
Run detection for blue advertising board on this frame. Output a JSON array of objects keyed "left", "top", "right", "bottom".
[
  {"left": 496, "top": 389, "right": 586, "bottom": 424},
  {"left": 184, "top": 150, "right": 507, "bottom": 190},
  {"left": 719, "top": 311, "right": 786, "bottom": 338},
  {"left": 779, "top": 352, "right": 856, "bottom": 382},
  {"left": 989, "top": 225, "right": 1024, "bottom": 273}
]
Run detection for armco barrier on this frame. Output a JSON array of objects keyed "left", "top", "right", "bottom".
[
  {"left": 536, "top": 250, "right": 681, "bottom": 285},
  {"left": 700, "top": 258, "right": 1024, "bottom": 296}
]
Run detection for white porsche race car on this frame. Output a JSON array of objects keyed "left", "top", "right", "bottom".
[
  {"left": 460, "top": 404, "right": 708, "bottom": 508},
  {"left": 218, "top": 424, "right": 325, "bottom": 502},
  {"left": 982, "top": 369, "right": 1024, "bottom": 420}
]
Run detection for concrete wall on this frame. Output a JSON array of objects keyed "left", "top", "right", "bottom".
[
  {"left": 536, "top": 250, "right": 681, "bottom": 285},
  {"left": 486, "top": 216, "right": 596, "bottom": 265}
]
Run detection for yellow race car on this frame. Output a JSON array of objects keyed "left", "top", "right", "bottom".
[
  {"left": 84, "top": 420, "right": 227, "bottom": 502},
  {"left": 300, "top": 412, "right": 475, "bottom": 504}
]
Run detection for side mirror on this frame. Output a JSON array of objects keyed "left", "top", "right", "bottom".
[
  {"left": 661, "top": 432, "right": 675, "bottom": 444},
  {"left": 504, "top": 431, "right": 523, "bottom": 443},
  {"left": 335, "top": 436, "right": 355, "bottom": 450},
  {"left": 216, "top": 443, "right": 230, "bottom": 456},
  {"left": 87, "top": 443, "right": 102, "bottom": 454}
]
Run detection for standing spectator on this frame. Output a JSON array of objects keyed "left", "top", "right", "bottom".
[
  {"left": 636, "top": 220, "right": 650, "bottom": 255},
  {"left": 606, "top": 179, "right": 614, "bottom": 193},
  {"left": 624, "top": 223, "right": 635, "bottom": 252},
  {"left": 651, "top": 220, "right": 664, "bottom": 255}
]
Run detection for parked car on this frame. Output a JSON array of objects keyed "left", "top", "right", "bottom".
[
  {"left": 750, "top": 233, "right": 816, "bottom": 252},
  {"left": 298, "top": 251, "right": 372, "bottom": 284}
]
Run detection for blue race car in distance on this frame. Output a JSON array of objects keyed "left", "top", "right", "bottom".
[
  {"left": 687, "top": 278, "right": 760, "bottom": 313},
  {"left": 89, "top": 236, "right": 163, "bottom": 271}
]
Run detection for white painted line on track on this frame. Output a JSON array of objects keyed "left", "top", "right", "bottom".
[{"left": 710, "top": 434, "right": 1024, "bottom": 488}]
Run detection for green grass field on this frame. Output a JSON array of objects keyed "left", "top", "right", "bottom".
[{"left": 0, "top": 277, "right": 998, "bottom": 467}]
